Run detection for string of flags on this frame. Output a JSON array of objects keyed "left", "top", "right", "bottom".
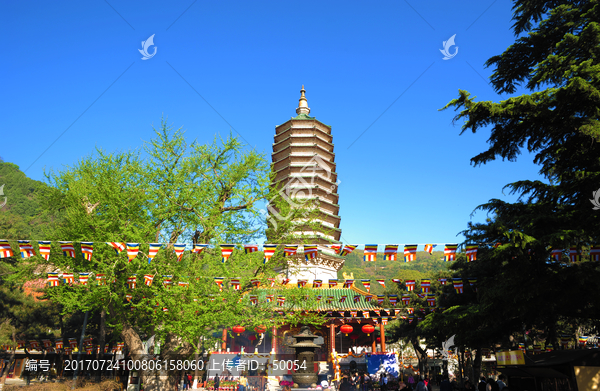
[{"left": 3, "top": 240, "right": 599, "bottom": 263}]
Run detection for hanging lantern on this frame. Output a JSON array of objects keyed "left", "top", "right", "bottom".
[
  {"left": 254, "top": 325, "right": 267, "bottom": 334},
  {"left": 232, "top": 325, "right": 246, "bottom": 336},
  {"left": 362, "top": 324, "right": 375, "bottom": 336},
  {"left": 341, "top": 324, "right": 353, "bottom": 336}
]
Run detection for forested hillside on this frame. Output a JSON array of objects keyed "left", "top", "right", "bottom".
[
  {"left": 338, "top": 249, "right": 452, "bottom": 295},
  {"left": 0, "top": 161, "right": 51, "bottom": 239}
]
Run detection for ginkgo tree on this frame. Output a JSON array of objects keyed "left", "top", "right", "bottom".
[{"left": 14, "top": 121, "right": 327, "bottom": 390}]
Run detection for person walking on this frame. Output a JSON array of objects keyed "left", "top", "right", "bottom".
[
  {"left": 415, "top": 377, "right": 426, "bottom": 391},
  {"left": 439, "top": 376, "right": 452, "bottom": 391},
  {"left": 214, "top": 374, "right": 221, "bottom": 391}
]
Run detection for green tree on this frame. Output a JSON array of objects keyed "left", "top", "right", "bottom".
[
  {"left": 23, "top": 121, "right": 324, "bottom": 390},
  {"left": 434, "top": 0, "right": 600, "bottom": 371}
]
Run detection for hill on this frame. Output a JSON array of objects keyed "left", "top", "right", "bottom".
[
  {"left": 338, "top": 250, "right": 453, "bottom": 295},
  {"left": 0, "top": 162, "right": 52, "bottom": 239}
]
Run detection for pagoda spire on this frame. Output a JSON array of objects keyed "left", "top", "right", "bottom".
[{"left": 296, "top": 85, "right": 311, "bottom": 115}]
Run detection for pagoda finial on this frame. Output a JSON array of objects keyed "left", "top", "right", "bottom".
[{"left": 296, "top": 85, "right": 311, "bottom": 115}]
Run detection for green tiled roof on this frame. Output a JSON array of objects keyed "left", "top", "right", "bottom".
[
  {"left": 292, "top": 113, "right": 316, "bottom": 120},
  {"left": 254, "top": 288, "right": 381, "bottom": 312}
]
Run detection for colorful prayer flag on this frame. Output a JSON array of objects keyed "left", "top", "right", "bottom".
[
  {"left": 18, "top": 240, "right": 36, "bottom": 258},
  {"left": 219, "top": 244, "right": 235, "bottom": 262},
  {"left": 268, "top": 278, "right": 276, "bottom": 287},
  {"left": 550, "top": 248, "right": 563, "bottom": 261},
  {"left": 590, "top": 246, "right": 600, "bottom": 262},
  {"left": 353, "top": 295, "right": 360, "bottom": 303},
  {"left": 363, "top": 244, "right": 378, "bottom": 262},
  {"left": 377, "top": 295, "right": 385, "bottom": 305},
  {"left": 214, "top": 277, "right": 224, "bottom": 291},
  {"left": 404, "top": 245, "right": 417, "bottom": 262},
  {"left": 79, "top": 273, "right": 89, "bottom": 285},
  {"left": 424, "top": 244, "right": 436, "bottom": 254},
  {"left": 362, "top": 311, "right": 370, "bottom": 318},
  {"left": 126, "top": 243, "right": 140, "bottom": 262},
  {"left": 304, "top": 245, "right": 318, "bottom": 260},
  {"left": 231, "top": 278, "right": 241, "bottom": 290},
  {"left": 444, "top": 244, "right": 458, "bottom": 261},
  {"left": 437, "top": 278, "right": 447, "bottom": 285},
  {"left": 465, "top": 244, "right": 478, "bottom": 262},
  {"left": 329, "top": 244, "right": 342, "bottom": 254},
  {"left": 297, "top": 279, "right": 307, "bottom": 288},
  {"left": 389, "top": 295, "right": 398, "bottom": 305},
  {"left": 361, "top": 279, "right": 371, "bottom": 292},
  {"left": 384, "top": 245, "right": 398, "bottom": 261},
  {"left": 127, "top": 275, "right": 137, "bottom": 289},
  {"left": 250, "top": 279, "right": 260, "bottom": 287},
  {"left": 190, "top": 244, "right": 207, "bottom": 255},
  {"left": 80, "top": 242, "right": 93, "bottom": 261},
  {"left": 173, "top": 243, "right": 187, "bottom": 261},
  {"left": 96, "top": 274, "right": 106, "bottom": 286},
  {"left": 38, "top": 241, "right": 52, "bottom": 260},
  {"left": 569, "top": 247, "right": 581, "bottom": 262},
  {"left": 313, "top": 279, "right": 322, "bottom": 288},
  {"left": 62, "top": 273, "right": 74, "bottom": 284},
  {"left": 365, "top": 295, "right": 373, "bottom": 302},
  {"left": 340, "top": 244, "right": 358, "bottom": 256},
  {"left": 339, "top": 295, "right": 347, "bottom": 303},
  {"left": 47, "top": 273, "right": 60, "bottom": 287},
  {"left": 249, "top": 295, "right": 258, "bottom": 305},
  {"left": 284, "top": 245, "right": 298, "bottom": 257},
  {"left": 421, "top": 279, "right": 431, "bottom": 293},
  {"left": 468, "top": 278, "right": 477, "bottom": 292},
  {"left": 452, "top": 278, "right": 463, "bottom": 294},
  {"left": 144, "top": 274, "right": 154, "bottom": 286},
  {"left": 405, "top": 280, "right": 415, "bottom": 291},
  {"left": 426, "top": 295, "right": 436, "bottom": 307},
  {"left": 343, "top": 279, "right": 354, "bottom": 288},
  {"left": 60, "top": 241, "right": 76, "bottom": 258},
  {"left": 244, "top": 244, "right": 258, "bottom": 254},
  {"left": 401, "top": 295, "right": 410, "bottom": 305},
  {"left": 263, "top": 244, "right": 277, "bottom": 263},
  {"left": 392, "top": 278, "right": 401, "bottom": 285},
  {"left": 148, "top": 243, "right": 162, "bottom": 263},
  {"left": 277, "top": 295, "right": 285, "bottom": 307},
  {"left": 0, "top": 240, "right": 14, "bottom": 259},
  {"left": 55, "top": 339, "right": 63, "bottom": 350},
  {"left": 107, "top": 242, "right": 125, "bottom": 255},
  {"left": 376, "top": 279, "right": 386, "bottom": 288},
  {"left": 178, "top": 281, "right": 189, "bottom": 288},
  {"left": 162, "top": 275, "right": 173, "bottom": 289},
  {"left": 328, "top": 279, "right": 338, "bottom": 288}
]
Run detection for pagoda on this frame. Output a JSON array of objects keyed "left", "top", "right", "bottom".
[{"left": 271, "top": 86, "right": 343, "bottom": 281}]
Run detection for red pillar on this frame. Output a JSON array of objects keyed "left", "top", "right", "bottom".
[
  {"left": 222, "top": 329, "right": 227, "bottom": 351},
  {"left": 271, "top": 326, "right": 277, "bottom": 354},
  {"left": 380, "top": 323, "right": 386, "bottom": 353},
  {"left": 329, "top": 323, "right": 336, "bottom": 353}
]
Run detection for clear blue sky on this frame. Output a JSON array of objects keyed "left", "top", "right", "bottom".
[{"left": 2, "top": 0, "right": 542, "bottom": 246}]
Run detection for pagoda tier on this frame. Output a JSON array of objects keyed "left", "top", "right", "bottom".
[{"left": 270, "top": 86, "right": 341, "bottom": 243}]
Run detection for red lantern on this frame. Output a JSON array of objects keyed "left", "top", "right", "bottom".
[
  {"left": 254, "top": 326, "right": 267, "bottom": 334},
  {"left": 362, "top": 324, "right": 375, "bottom": 336},
  {"left": 340, "top": 324, "right": 353, "bottom": 336},
  {"left": 232, "top": 325, "right": 245, "bottom": 336}
]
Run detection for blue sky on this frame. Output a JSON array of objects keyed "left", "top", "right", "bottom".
[{"left": 2, "top": 0, "right": 542, "bottom": 246}]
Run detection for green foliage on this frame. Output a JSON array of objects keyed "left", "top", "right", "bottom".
[
  {"left": 26, "top": 119, "right": 326, "bottom": 356},
  {"left": 421, "top": 0, "right": 600, "bottom": 359}
]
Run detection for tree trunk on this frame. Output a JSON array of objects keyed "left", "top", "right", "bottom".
[
  {"left": 411, "top": 338, "right": 427, "bottom": 377},
  {"left": 122, "top": 323, "right": 195, "bottom": 391},
  {"left": 0, "top": 330, "right": 16, "bottom": 387},
  {"left": 473, "top": 345, "right": 483, "bottom": 382}
]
